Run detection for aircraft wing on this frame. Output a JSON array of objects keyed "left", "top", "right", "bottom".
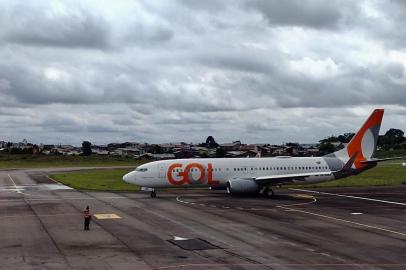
[
  {"left": 254, "top": 171, "right": 333, "bottom": 185},
  {"left": 254, "top": 153, "right": 358, "bottom": 185}
]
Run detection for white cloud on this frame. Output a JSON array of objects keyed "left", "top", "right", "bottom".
[{"left": 289, "top": 57, "right": 340, "bottom": 78}]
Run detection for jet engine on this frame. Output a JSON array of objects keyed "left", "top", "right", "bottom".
[{"left": 227, "top": 179, "right": 259, "bottom": 194}]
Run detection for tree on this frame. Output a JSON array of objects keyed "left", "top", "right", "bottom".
[
  {"left": 379, "top": 128, "right": 405, "bottom": 150},
  {"left": 215, "top": 148, "right": 226, "bottom": 158},
  {"left": 82, "top": 141, "right": 92, "bottom": 156},
  {"left": 337, "top": 133, "right": 355, "bottom": 143},
  {"left": 318, "top": 142, "right": 335, "bottom": 155},
  {"left": 319, "top": 136, "right": 339, "bottom": 144},
  {"left": 153, "top": 144, "right": 164, "bottom": 154},
  {"left": 386, "top": 128, "right": 404, "bottom": 142},
  {"left": 205, "top": 136, "right": 218, "bottom": 148}
]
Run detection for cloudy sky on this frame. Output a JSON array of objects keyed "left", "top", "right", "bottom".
[{"left": 0, "top": 0, "right": 405, "bottom": 146}]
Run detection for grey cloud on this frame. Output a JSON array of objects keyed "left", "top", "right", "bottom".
[
  {"left": 176, "top": 0, "right": 231, "bottom": 12},
  {"left": 197, "top": 51, "right": 274, "bottom": 74},
  {"left": 247, "top": 0, "right": 355, "bottom": 29},
  {"left": 0, "top": 2, "right": 110, "bottom": 49},
  {"left": 126, "top": 23, "right": 174, "bottom": 45},
  {"left": 0, "top": 0, "right": 404, "bottom": 145}
]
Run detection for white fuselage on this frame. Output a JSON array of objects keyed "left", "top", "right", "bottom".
[{"left": 123, "top": 157, "right": 339, "bottom": 188}]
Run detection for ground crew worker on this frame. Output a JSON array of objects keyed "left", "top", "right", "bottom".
[{"left": 84, "top": 205, "right": 92, "bottom": 230}]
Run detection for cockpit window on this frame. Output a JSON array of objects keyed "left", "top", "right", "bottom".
[{"left": 135, "top": 167, "right": 148, "bottom": 172}]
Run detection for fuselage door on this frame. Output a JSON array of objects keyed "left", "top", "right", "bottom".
[{"left": 158, "top": 164, "right": 165, "bottom": 179}]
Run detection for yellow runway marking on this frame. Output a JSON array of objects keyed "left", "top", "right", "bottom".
[{"left": 94, "top": 213, "right": 121, "bottom": 220}]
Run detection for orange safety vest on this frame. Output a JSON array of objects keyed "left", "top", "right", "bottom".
[{"left": 84, "top": 210, "right": 91, "bottom": 219}]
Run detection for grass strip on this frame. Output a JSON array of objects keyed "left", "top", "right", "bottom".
[{"left": 51, "top": 169, "right": 139, "bottom": 191}]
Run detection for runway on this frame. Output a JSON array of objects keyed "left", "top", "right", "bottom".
[{"left": 0, "top": 168, "right": 406, "bottom": 270}]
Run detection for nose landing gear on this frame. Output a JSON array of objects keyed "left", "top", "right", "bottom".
[{"left": 150, "top": 190, "right": 157, "bottom": 198}]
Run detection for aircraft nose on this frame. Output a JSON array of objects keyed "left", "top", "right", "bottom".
[{"left": 123, "top": 172, "right": 135, "bottom": 184}]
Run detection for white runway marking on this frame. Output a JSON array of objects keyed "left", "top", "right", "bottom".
[
  {"left": 1, "top": 213, "right": 80, "bottom": 218},
  {"left": 0, "top": 181, "right": 72, "bottom": 196},
  {"left": 0, "top": 196, "right": 127, "bottom": 202},
  {"left": 176, "top": 194, "right": 406, "bottom": 238},
  {"left": 175, "top": 195, "right": 317, "bottom": 211},
  {"left": 277, "top": 205, "right": 406, "bottom": 238},
  {"left": 8, "top": 174, "right": 23, "bottom": 194},
  {"left": 290, "top": 188, "right": 406, "bottom": 206}
]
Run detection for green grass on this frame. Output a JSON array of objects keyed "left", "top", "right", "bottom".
[
  {"left": 297, "top": 159, "right": 406, "bottom": 188},
  {"left": 375, "top": 149, "right": 406, "bottom": 158},
  {"left": 51, "top": 169, "right": 139, "bottom": 191},
  {"left": 0, "top": 154, "right": 144, "bottom": 169}
]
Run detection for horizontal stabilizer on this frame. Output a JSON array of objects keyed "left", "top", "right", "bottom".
[{"left": 360, "top": 157, "right": 406, "bottom": 164}]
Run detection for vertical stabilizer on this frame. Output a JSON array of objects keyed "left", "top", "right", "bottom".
[{"left": 333, "top": 109, "right": 384, "bottom": 169}]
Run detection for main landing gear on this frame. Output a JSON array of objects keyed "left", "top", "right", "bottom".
[
  {"left": 150, "top": 190, "right": 157, "bottom": 198},
  {"left": 261, "top": 187, "right": 274, "bottom": 198}
]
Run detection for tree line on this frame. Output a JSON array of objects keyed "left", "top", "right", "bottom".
[{"left": 319, "top": 128, "right": 406, "bottom": 154}]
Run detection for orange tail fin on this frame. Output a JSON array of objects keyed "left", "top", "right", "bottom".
[{"left": 346, "top": 109, "right": 384, "bottom": 168}]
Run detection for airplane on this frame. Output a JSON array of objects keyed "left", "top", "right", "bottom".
[{"left": 123, "top": 109, "right": 402, "bottom": 198}]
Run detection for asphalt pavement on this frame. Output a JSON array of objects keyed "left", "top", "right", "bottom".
[{"left": 1, "top": 168, "right": 406, "bottom": 270}]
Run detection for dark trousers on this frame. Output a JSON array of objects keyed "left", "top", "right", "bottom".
[{"left": 84, "top": 217, "right": 91, "bottom": 230}]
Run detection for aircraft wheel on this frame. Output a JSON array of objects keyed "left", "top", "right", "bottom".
[
  {"left": 263, "top": 187, "right": 274, "bottom": 198},
  {"left": 150, "top": 191, "right": 157, "bottom": 198}
]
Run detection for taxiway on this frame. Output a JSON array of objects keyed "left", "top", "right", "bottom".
[{"left": 0, "top": 168, "right": 405, "bottom": 269}]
